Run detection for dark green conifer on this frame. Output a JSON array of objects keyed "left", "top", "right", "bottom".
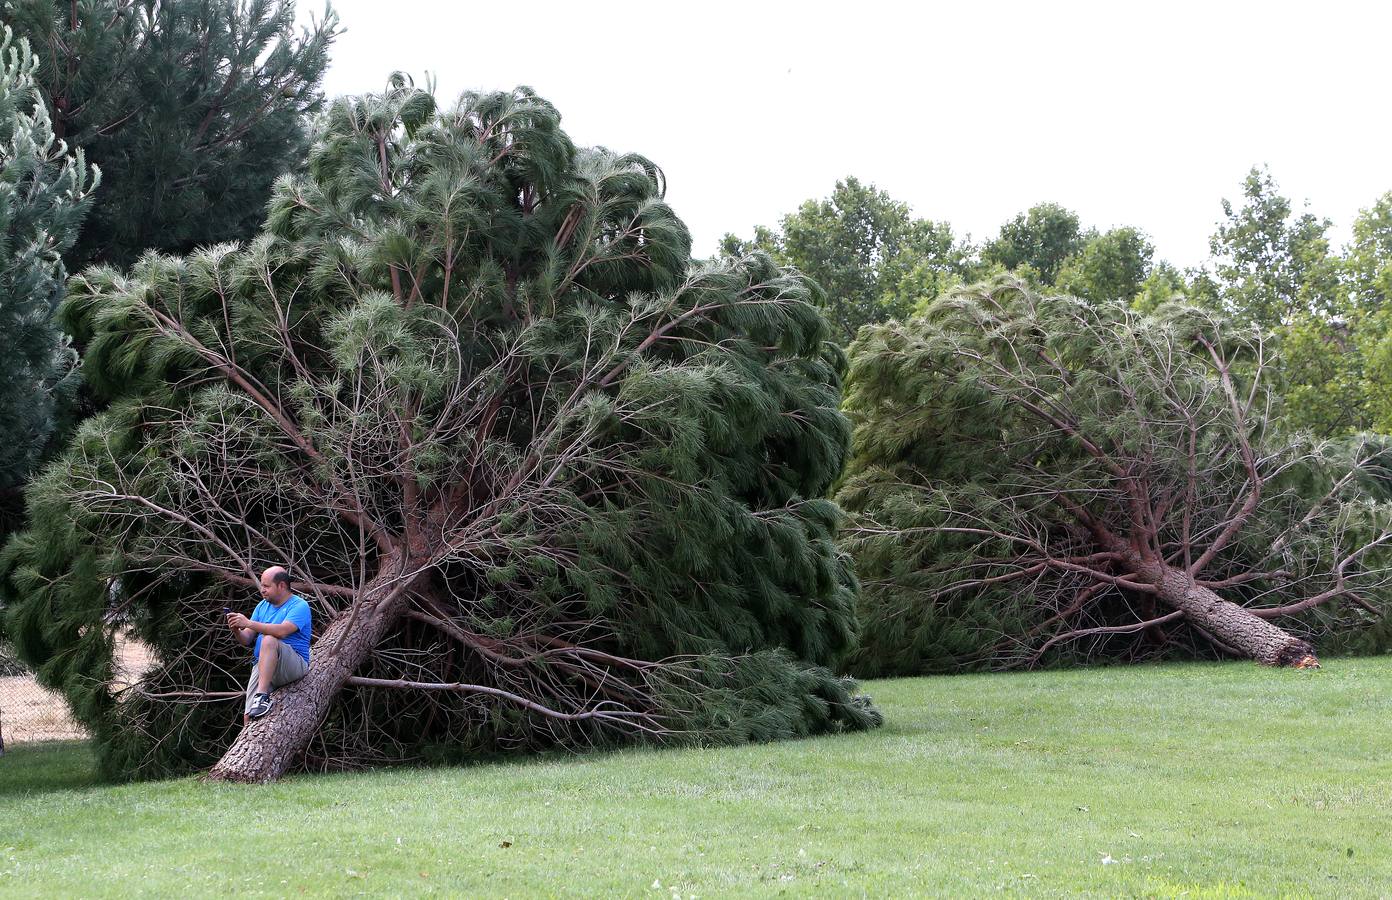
[
  {"left": 1, "top": 0, "right": 337, "bottom": 268},
  {"left": 0, "top": 24, "right": 96, "bottom": 534}
]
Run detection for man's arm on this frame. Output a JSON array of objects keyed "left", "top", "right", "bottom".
[
  {"left": 251, "top": 619, "right": 300, "bottom": 639},
  {"left": 228, "top": 615, "right": 299, "bottom": 640}
]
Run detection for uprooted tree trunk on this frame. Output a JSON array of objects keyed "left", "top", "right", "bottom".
[
  {"left": 841, "top": 280, "right": 1392, "bottom": 674},
  {"left": 1016, "top": 541, "right": 1329, "bottom": 670},
  {"left": 1130, "top": 557, "right": 1317, "bottom": 668}
]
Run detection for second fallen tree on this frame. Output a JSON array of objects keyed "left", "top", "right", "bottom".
[{"left": 840, "top": 279, "right": 1392, "bottom": 674}]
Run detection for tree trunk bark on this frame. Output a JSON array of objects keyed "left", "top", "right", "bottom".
[
  {"left": 1141, "top": 560, "right": 1318, "bottom": 668},
  {"left": 207, "top": 554, "right": 418, "bottom": 783}
]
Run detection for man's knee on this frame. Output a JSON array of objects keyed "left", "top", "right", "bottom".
[{"left": 262, "top": 635, "right": 280, "bottom": 653}]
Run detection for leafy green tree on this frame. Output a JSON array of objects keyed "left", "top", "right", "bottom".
[
  {"left": 1, "top": 0, "right": 338, "bottom": 269},
  {"left": 980, "top": 203, "right": 1084, "bottom": 286},
  {"left": 1279, "top": 313, "right": 1368, "bottom": 436},
  {"left": 893, "top": 249, "right": 978, "bottom": 319},
  {"left": 1326, "top": 192, "right": 1392, "bottom": 434},
  {"left": 0, "top": 26, "right": 96, "bottom": 534},
  {"left": 1200, "top": 168, "right": 1379, "bottom": 438},
  {"left": 1055, "top": 226, "right": 1153, "bottom": 306},
  {"left": 1361, "top": 324, "right": 1392, "bottom": 432},
  {"left": 1207, "top": 166, "right": 1342, "bottom": 327},
  {"left": 839, "top": 278, "right": 1392, "bottom": 675},
  {"left": 723, "top": 177, "right": 969, "bottom": 343},
  {"left": 1130, "top": 262, "right": 1188, "bottom": 315},
  {"left": 1344, "top": 192, "right": 1392, "bottom": 314},
  {"left": 717, "top": 224, "right": 778, "bottom": 260},
  {"left": 1, "top": 79, "right": 879, "bottom": 782}
]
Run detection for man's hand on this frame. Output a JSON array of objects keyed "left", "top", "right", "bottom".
[{"left": 226, "top": 612, "right": 254, "bottom": 648}]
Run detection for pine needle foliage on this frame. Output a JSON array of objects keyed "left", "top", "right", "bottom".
[{"left": 1, "top": 77, "right": 878, "bottom": 779}]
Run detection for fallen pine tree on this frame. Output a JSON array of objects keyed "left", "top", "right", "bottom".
[
  {"left": 0, "top": 77, "right": 879, "bottom": 782},
  {"left": 840, "top": 279, "right": 1392, "bottom": 674}
]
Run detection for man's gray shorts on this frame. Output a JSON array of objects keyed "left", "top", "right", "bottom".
[{"left": 244, "top": 643, "right": 309, "bottom": 714}]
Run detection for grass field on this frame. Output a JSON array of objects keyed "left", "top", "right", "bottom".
[{"left": 3, "top": 658, "right": 1391, "bottom": 897}]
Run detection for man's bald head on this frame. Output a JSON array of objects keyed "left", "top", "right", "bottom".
[{"left": 259, "top": 566, "right": 293, "bottom": 603}]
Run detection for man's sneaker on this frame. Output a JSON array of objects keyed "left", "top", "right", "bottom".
[{"left": 247, "top": 692, "right": 274, "bottom": 719}]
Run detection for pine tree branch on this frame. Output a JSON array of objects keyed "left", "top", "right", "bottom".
[
  {"left": 1028, "top": 611, "right": 1184, "bottom": 667},
  {"left": 1248, "top": 527, "right": 1392, "bottom": 618},
  {"left": 345, "top": 676, "right": 663, "bottom": 731},
  {"left": 1188, "top": 335, "right": 1262, "bottom": 575},
  {"left": 139, "top": 303, "right": 397, "bottom": 555}
]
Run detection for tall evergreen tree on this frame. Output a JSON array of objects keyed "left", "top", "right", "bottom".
[
  {"left": 0, "top": 24, "right": 95, "bottom": 756},
  {"left": 0, "top": 25, "right": 96, "bottom": 534},
  {"left": 1, "top": 0, "right": 338, "bottom": 269},
  {"left": 1, "top": 78, "right": 879, "bottom": 782},
  {"left": 839, "top": 278, "right": 1392, "bottom": 674}
]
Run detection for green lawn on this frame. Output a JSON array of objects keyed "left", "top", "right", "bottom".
[{"left": 3, "top": 658, "right": 1391, "bottom": 897}]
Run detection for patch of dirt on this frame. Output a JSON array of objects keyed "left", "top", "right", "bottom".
[
  {"left": 1, "top": 631, "right": 157, "bottom": 745},
  {"left": 112, "top": 629, "right": 157, "bottom": 687}
]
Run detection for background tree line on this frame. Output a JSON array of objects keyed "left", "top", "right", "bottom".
[{"left": 725, "top": 170, "right": 1392, "bottom": 443}]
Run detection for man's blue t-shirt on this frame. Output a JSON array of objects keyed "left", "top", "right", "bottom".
[{"left": 251, "top": 595, "right": 312, "bottom": 665}]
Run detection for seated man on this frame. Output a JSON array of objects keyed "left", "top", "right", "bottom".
[{"left": 226, "top": 566, "right": 312, "bottom": 722}]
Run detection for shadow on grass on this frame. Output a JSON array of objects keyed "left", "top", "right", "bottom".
[
  {"left": 1, "top": 724, "right": 801, "bottom": 796},
  {"left": 0, "top": 741, "right": 99, "bottom": 797},
  {"left": 1, "top": 726, "right": 802, "bottom": 796}
]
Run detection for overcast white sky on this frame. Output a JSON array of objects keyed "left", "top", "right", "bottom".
[{"left": 301, "top": 0, "right": 1392, "bottom": 268}]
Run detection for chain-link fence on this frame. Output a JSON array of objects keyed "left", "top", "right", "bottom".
[
  {"left": 1, "top": 642, "right": 86, "bottom": 751},
  {"left": 1, "top": 632, "right": 159, "bottom": 752}
]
